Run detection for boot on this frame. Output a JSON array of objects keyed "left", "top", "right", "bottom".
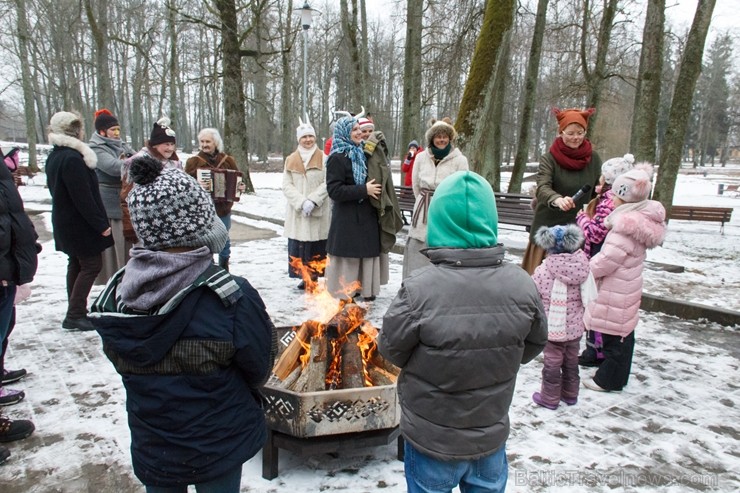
[{"left": 219, "top": 257, "right": 229, "bottom": 272}]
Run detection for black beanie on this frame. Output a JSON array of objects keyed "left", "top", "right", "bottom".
[
  {"left": 94, "top": 109, "right": 119, "bottom": 133},
  {"left": 149, "top": 117, "right": 177, "bottom": 146}
]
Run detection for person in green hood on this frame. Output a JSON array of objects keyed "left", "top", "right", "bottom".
[{"left": 378, "top": 170, "right": 547, "bottom": 493}]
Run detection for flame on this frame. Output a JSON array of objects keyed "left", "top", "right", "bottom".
[{"left": 289, "top": 256, "right": 326, "bottom": 294}]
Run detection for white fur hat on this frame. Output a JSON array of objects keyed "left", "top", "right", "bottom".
[
  {"left": 48, "top": 111, "right": 84, "bottom": 138},
  {"left": 296, "top": 116, "right": 315, "bottom": 141},
  {"left": 613, "top": 168, "right": 653, "bottom": 203}
]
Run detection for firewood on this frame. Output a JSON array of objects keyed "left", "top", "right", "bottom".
[
  {"left": 291, "top": 336, "right": 329, "bottom": 393},
  {"left": 279, "top": 364, "right": 302, "bottom": 390},
  {"left": 272, "top": 323, "right": 311, "bottom": 380},
  {"left": 371, "top": 353, "right": 401, "bottom": 377},
  {"left": 367, "top": 366, "right": 394, "bottom": 386},
  {"left": 341, "top": 332, "right": 365, "bottom": 389},
  {"left": 326, "top": 303, "right": 367, "bottom": 339}
]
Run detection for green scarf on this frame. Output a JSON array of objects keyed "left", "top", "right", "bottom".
[{"left": 430, "top": 143, "right": 452, "bottom": 162}]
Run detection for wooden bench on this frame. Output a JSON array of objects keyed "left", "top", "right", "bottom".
[
  {"left": 395, "top": 186, "right": 415, "bottom": 224},
  {"left": 669, "top": 205, "right": 733, "bottom": 233},
  {"left": 395, "top": 186, "right": 534, "bottom": 231}
]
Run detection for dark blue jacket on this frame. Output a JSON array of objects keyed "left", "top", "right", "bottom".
[{"left": 92, "top": 273, "right": 276, "bottom": 487}]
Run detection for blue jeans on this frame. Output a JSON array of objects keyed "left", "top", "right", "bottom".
[
  {"left": 219, "top": 213, "right": 231, "bottom": 261},
  {"left": 144, "top": 464, "right": 242, "bottom": 493},
  {"left": 404, "top": 441, "right": 508, "bottom": 493}
]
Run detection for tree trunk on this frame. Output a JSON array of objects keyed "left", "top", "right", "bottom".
[
  {"left": 14, "top": 0, "right": 38, "bottom": 169},
  {"left": 279, "top": 0, "right": 295, "bottom": 158},
  {"left": 400, "top": 0, "right": 423, "bottom": 173},
  {"left": 654, "top": 0, "right": 716, "bottom": 213},
  {"left": 84, "top": 0, "right": 113, "bottom": 109},
  {"left": 340, "top": 0, "right": 365, "bottom": 110},
  {"left": 215, "top": 0, "right": 253, "bottom": 192},
  {"left": 509, "top": 0, "right": 549, "bottom": 193},
  {"left": 582, "top": 0, "right": 619, "bottom": 134},
  {"left": 456, "top": 0, "right": 516, "bottom": 148},
  {"left": 630, "top": 0, "right": 665, "bottom": 163}
]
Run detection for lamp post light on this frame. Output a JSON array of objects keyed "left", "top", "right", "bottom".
[{"left": 296, "top": 2, "right": 317, "bottom": 119}]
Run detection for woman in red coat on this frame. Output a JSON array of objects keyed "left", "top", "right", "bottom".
[{"left": 400, "top": 140, "right": 421, "bottom": 187}]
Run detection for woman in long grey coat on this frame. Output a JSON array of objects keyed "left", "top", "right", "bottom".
[
  {"left": 88, "top": 109, "right": 134, "bottom": 284},
  {"left": 282, "top": 118, "right": 330, "bottom": 289}
]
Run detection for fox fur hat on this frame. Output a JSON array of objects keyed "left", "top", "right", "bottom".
[{"left": 534, "top": 224, "right": 584, "bottom": 254}]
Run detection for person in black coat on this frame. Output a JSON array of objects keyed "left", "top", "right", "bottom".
[
  {"left": 45, "top": 111, "right": 113, "bottom": 331},
  {"left": 324, "top": 115, "right": 383, "bottom": 301},
  {"left": 0, "top": 159, "right": 39, "bottom": 456},
  {"left": 91, "top": 155, "right": 276, "bottom": 492}
]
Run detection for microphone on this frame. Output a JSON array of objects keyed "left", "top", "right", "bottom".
[{"left": 571, "top": 184, "right": 592, "bottom": 202}]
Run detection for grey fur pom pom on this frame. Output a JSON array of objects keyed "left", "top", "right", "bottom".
[
  {"left": 534, "top": 224, "right": 584, "bottom": 254},
  {"left": 128, "top": 155, "right": 164, "bottom": 186}
]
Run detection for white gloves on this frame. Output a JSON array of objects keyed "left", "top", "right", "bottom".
[{"left": 302, "top": 199, "right": 316, "bottom": 217}]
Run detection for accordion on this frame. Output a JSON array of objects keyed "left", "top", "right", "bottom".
[{"left": 197, "top": 168, "right": 243, "bottom": 202}]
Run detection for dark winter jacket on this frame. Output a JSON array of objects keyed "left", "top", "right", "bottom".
[
  {"left": 378, "top": 171, "right": 547, "bottom": 462},
  {"left": 91, "top": 265, "right": 277, "bottom": 487},
  {"left": 529, "top": 151, "right": 602, "bottom": 241},
  {"left": 364, "top": 131, "right": 403, "bottom": 253},
  {"left": 325, "top": 152, "right": 381, "bottom": 258},
  {"left": 379, "top": 246, "right": 548, "bottom": 461},
  {"left": 45, "top": 134, "right": 113, "bottom": 256},
  {"left": 89, "top": 132, "right": 134, "bottom": 219},
  {"left": 0, "top": 164, "right": 39, "bottom": 284}
]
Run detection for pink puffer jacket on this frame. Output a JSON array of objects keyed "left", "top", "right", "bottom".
[{"left": 584, "top": 200, "right": 666, "bottom": 337}]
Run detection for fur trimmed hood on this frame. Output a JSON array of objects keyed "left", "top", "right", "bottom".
[
  {"left": 607, "top": 200, "right": 666, "bottom": 248},
  {"left": 48, "top": 133, "right": 98, "bottom": 169}
]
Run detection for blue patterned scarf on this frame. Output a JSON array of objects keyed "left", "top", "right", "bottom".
[{"left": 329, "top": 116, "right": 367, "bottom": 185}]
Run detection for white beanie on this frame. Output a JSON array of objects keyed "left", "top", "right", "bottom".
[
  {"left": 601, "top": 153, "right": 635, "bottom": 185},
  {"left": 296, "top": 120, "right": 316, "bottom": 141}
]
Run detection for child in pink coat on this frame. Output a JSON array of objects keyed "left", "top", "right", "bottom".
[
  {"left": 531, "top": 224, "right": 596, "bottom": 409},
  {"left": 583, "top": 168, "right": 666, "bottom": 392},
  {"left": 576, "top": 153, "right": 634, "bottom": 367}
]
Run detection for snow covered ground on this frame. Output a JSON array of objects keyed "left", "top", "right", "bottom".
[{"left": 1, "top": 163, "right": 738, "bottom": 492}]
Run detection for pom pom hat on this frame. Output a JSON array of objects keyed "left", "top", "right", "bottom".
[
  {"left": 553, "top": 107, "right": 595, "bottom": 133},
  {"left": 149, "top": 117, "right": 177, "bottom": 146},
  {"left": 126, "top": 154, "right": 228, "bottom": 253},
  {"left": 94, "top": 108, "right": 119, "bottom": 133},
  {"left": 612, "top": 168, "right": 653, "bottom": 203},
  {"left": 601, "top": 153, "right": 635, "bottom": 185},
  {"left": 357, "top": 117, "right": 374, "bottom": 130},
  {"left": 534, "top": 224, "right": 584, "bottom": 254}
]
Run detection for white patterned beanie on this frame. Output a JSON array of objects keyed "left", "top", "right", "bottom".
[
  {"left": 601, "top": 153, "right": 635, "bottom": 185},
  {"left": 126, "top": 155, "right": 228, "bottom": 253}
]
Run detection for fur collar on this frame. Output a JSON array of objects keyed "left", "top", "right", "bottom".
[
  {"left": 48, "top": 133, "right": 98, "bottom": 169},
  {"left": 607, "top": 200, "right": 666, "bottom": 248},
  {"left": 285, "top": 148, "right": 323, "bottom": 174}
]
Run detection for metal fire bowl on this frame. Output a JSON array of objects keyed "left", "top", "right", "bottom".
[{"left": 262, "top": 326, "right": 400, "bottom": 438}]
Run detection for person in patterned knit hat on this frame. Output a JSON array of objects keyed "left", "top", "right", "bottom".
[{"left": 90, "top": 153, "right": 276, "bottom": 493}]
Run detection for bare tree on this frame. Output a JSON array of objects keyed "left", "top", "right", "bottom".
[
  {"left": 654, "top": 0, "right": 716, "bottom": 212},
  {"left": 509, "top": 0, "right": 550, "bottom": 193},
  {"left": 629, "top": 0, "right": 665, "bottom": 163},
  {"left": 400, "top": 0, "right": 423, "bottom": 168}
]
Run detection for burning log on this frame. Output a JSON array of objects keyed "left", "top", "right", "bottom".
[
  {"left": 367, "top": 366, "right": 395, "bottom": 386},
  {"left": 341, "top": 332, "right": 365, "bottom": 389},
  {"left": 291, "top": 336, "right": 328, "bottom": 393},
  {"left": 273, "top": 322, "right": 312, "bottom": 380},
  {"left": 371, "top": 353, "right": 401, "bottom": 378},
  {"left": 326, "top": 303, "right": 366, "bottom": 338}
]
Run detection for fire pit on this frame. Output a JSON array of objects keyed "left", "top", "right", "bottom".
[{"left": 261, "top": 319, "right": 402, "bottom": 479}]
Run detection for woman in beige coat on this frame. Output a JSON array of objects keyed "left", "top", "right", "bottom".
[
  {"left": 402, "top": 117, "right": 469, "bottom": 278},
  {"left": 282, "top": 118, "right": 330, "bottom": 289}
]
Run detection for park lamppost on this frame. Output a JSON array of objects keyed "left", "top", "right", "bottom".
[{"left": 296, "top": 2, "right": 318, "bottom": 118}]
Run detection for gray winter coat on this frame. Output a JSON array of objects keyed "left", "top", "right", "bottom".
[
  {"left": 378, "top": 245, "right": 547, "bottom": 461},
  {"left": 89, "top": 133, "right": 134, "bottom": 219}
]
